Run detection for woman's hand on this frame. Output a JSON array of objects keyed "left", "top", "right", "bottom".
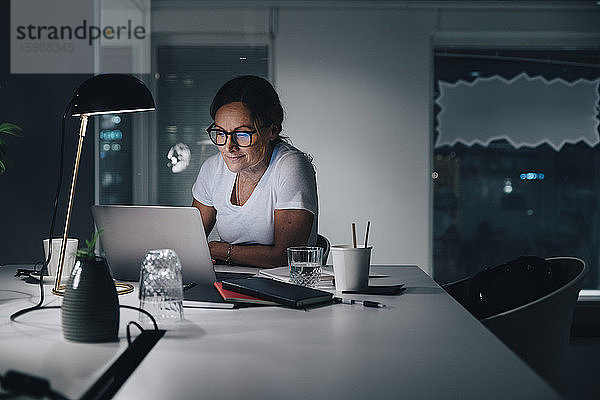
[
  {"left": 206, "top": 210, "right": 313, "bottom": 268},
  {"left": 208, "top": 241, "right": 228, "bottom": 263}
]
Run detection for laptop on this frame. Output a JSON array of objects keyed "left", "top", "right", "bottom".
[{"left": 91, "top": 205, "right": 256, "bottom": 308}]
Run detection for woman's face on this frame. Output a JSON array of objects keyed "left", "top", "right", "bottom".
[{"left": 214, "top": 102, "right": 275, "bottom": 174}]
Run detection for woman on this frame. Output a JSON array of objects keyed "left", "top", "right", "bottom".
[{"left": 192, "top": 76, "right": 318, "bottom": 268}]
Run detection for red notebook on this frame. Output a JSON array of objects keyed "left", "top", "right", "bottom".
[{"left": 214, "top": 282, "right": 278, "bottom": 306}]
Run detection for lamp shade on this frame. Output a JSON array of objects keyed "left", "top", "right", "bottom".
[{"left": 71, "top": 74, "right": 155, "bottom": 117}]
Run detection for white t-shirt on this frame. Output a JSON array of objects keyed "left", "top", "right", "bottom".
[{"left": 192, "top": 141, "right": 318, "bottom": 246}]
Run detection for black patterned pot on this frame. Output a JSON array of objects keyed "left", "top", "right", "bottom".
[{"left": 61, "top": 256, "right": 119, "bottom": 342}]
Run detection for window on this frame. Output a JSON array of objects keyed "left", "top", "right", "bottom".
[
  {"left": 154, "top": 45, "right": 269, "bottom": 206},
  {"left": 97, "top": 45, "right": 270, "bottom": 207},
  {"left": 98, "top": 113, "right": 133, "bottom": 204},
  {"left": 432, "top": 48, "right": 600, "bottom": 289}
]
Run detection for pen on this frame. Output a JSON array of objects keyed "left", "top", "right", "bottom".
[{"left": 335, "top": 297, "right": 386, "bottom": 308}]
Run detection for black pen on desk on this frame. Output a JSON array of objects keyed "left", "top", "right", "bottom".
[{"left": 335, "top": 297, "right": 386, "bottom": 308}]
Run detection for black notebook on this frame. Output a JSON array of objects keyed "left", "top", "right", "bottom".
[
  {"left": 183, "top": 284, "right": 236, "bottom": 309},
  {"left": 221, "top": 277, "right": 333, "bottom": 308}
]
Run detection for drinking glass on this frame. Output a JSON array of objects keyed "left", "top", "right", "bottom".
[
  {"left": 139, "top": 249, "right": 184, "bottom": 323},
  {"left": 287, "top": 246, "right": 323, "bottom": 287}
]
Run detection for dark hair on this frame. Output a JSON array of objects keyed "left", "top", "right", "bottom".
[{"left": 210, "top": 75, "right": 284, "bottom": 137}]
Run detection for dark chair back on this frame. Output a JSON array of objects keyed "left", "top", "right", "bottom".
[
  {"left": 316, "top": 234, "right": 330, "bottom": 266},
  {"left": 445, "top": 256, "right": 586, "bottom": 394}
]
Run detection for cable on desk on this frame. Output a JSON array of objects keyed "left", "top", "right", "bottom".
[
  {"left": 9, "top": 305, "right": 61, "bottom": 322},
  {"left": 8, "top": 101, "right": 71, "bottom": 323},
  {"left": 7, "top": 281, "right": 160, "bottom": 400},
  {"left": 126, "top": 321, "right": 145, "bottom": 346},
  {"left": 11, "top": 305, "right": 158, "bottom": 336},
  {"left": 119, "top": 305, "right": 158, "bottom": 332},
  {"left": 0, "top": 370, "right": 70, "bottom": 400}
]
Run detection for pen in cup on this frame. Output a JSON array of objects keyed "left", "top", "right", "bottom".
[{"left": 351, "top": 221, "right": 371, "bottom": 248}]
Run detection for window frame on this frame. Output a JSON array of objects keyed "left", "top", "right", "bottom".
[{"left": 431, "top": 30, "right": 600, "bottom": 300}]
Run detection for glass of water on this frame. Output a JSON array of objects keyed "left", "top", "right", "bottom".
[
  {"left": 139, "top": 249, "right": 184, "bottom": 324},
  {"left": 287, "top": 246, "right": 323, "bottom": 287}
]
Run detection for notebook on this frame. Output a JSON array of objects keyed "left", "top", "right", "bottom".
[
  {"left": 221, "top": 277, "right": 334, "bottom": 308},
  {"left": 213, "top": 282, "right": 278, "bottom": 306},
  {"left": 183, "top": 283, "right": 235, "bottom": 309},
  {"left": 91, "top": 205, "right": 243, "bottom": 308},
  {"left": 259, "top": 266, "right": 335, "bottom": 285}
]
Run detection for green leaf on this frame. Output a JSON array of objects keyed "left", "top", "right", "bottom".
[
  {"left": 76, "top": 229, "right": 104, "bottom": 260},
  {"left": 0, "top": 124, "right": 21, "bottom": 174},
  {"left": 0, "top": 140, "right": 6, "bottom": 174},
  {"left": 0, "top": 123, "right": 23, "bottom": 137},
  {"left": 88, "top": 228, "right": 103, "bottom": 248}
]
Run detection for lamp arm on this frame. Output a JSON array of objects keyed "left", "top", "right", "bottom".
[{"left": 53, "top": 115, "right": 88, "bottom": 294}]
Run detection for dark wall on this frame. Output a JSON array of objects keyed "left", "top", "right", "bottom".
[
  {"left": 0, "top": 1, "right": 94, "bottom": 265},
  {"left": 568, "top": 302, "right": 600, "bottom": 399},
  {"left": 568, "top": 337, "right": 600, "bottom": 399}
]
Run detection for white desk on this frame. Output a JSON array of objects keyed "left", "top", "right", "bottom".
[{"left": 0, "top": 265, "right": 561, "bottom": 399}]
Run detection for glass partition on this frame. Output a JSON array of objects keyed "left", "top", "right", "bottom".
[
  {"left": 432, "top": 49, "right": 600, "bottom": 289},
  {"left": 153, "top": 45, "right": 269, "bottom": 206}
]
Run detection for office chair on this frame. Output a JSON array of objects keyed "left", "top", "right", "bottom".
[
  {"left": 316, "top": 234, "right": 331, "bottom": 266},
  {"left": 444, "top": 256, "right": 586, "bottom": 394}
]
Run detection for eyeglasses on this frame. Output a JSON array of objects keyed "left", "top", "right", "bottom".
[{"left": 206, "top": 123, "right": 256, "bottom": 147}]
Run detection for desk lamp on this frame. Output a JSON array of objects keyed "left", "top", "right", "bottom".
[{"left": 52, "top": 74, "right": 155, "bottom": 296}]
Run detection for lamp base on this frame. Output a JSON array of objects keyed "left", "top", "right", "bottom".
[{"left": 53, "top": 281, "right": 134, "bottom": 296}]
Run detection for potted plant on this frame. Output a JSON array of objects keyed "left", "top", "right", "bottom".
[
  {"left": 0, "top": 122, "right": 22, "bottom": 174},
  {"left": 61, "top": 229, "right": 120, "bottom": 342},
  {"left": 74, "top": 229, "right": 104, "bottom": 260}
]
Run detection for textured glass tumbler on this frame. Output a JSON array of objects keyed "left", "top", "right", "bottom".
[
  {"left": 287, "top": 246, "right": 323, "bottom": 287},
  {"left": 139, "top": 249, "right": 184, "bottom": 323}
]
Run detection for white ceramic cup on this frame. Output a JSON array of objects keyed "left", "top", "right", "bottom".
[
  {"left": 331, "top": 245, "right": 372, "bottom": 291},
  {"left": 43, "top": 238, "right": 78, "bottom": 278}
]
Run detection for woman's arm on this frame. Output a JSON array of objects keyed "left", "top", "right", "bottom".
[
  {"left": 192, "top": 198, "right": 217, "bottom": 237},
  {"left": 209, "top": 209, "right": 314, "bottom": 268}
]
